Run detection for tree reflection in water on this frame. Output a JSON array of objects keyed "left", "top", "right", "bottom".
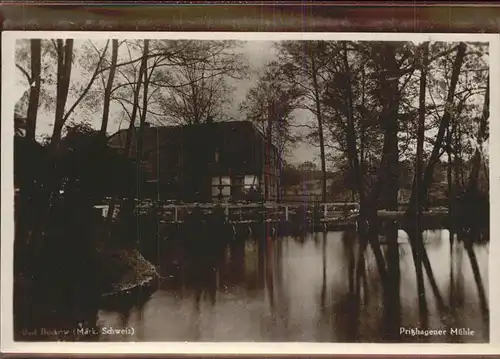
[{"left": 81, "top": 229, "right": 491, "bottom": 342}]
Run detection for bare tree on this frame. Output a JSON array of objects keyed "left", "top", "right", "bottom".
[
  {"left": 466, "top": 81, "right": 489, "bottom": 194},
  {"left": 123, "top": 40, "right": 149, "bottom": 157},
  {"left": 100, "top": 39, "right": 119, "bottom": 135},
  {"left": 406, "top": 42, "right": 467, "bottom": 215},
  {"left": 50, "top": 39, "right": 109, "bottom": 151},
  {"left": 152, "top": 40, "right": 249, "bottom": 125},
  {"left": 25, "top": 39, "right": 42, "bottom": 141},
  {"left": 413, "top": 40, "right": 430, "bottom": 319},
  {"left": 277, "top": 41, "right": 330, "bottom": 202},
  {"left": 339, "top": 40, "right": 389, "bottom": 286},
  {"left": 50, "top": 39, "right": 74, "bottom": 150},
  {"left": 414, "top": 42, "right": 430, "bottom": 218},
  {"left": 240, "top": 62, "right": 303, "bottom": 199},
  {"left": 373, "top": 42, "right": 403, "bottom": 211},
  {"left": 101, "top": 39, "right": 150, "bottom": 240}
]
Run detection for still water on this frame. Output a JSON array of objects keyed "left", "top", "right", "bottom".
[{"left": 97, "top": 230, "right": 489, "bottom": 342}]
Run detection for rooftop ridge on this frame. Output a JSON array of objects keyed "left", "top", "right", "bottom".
[{"left": 108, "top": 119, "right": 269, "bottom": 144}]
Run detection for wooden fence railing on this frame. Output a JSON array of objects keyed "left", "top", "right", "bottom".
[{"left": 94, "top": 202, "right": 361, "bottom": 223}]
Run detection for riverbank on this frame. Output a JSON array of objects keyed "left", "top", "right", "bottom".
[
  {"left": 99, "top": 247, "right": 158, "bottom": 299},
  {"left": 14, "top": 242, "right": 158, "bottom": 341}
]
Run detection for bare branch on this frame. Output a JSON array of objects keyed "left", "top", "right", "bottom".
[
  {"left": 112, "top": 95, "right": 167, "bottom": 118},
  {"left": 16, "top": 64, "right": 32, "bottom": 83},
  {"left": 114, "top": 97, "right": 133, "bottom": 121},
  {"left": 62, "top": 40, "right": 110, "bottom": 123}
]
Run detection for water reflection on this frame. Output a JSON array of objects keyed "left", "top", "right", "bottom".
[{"left": 96, "top": 229, "right": 489, "bottom": 342}]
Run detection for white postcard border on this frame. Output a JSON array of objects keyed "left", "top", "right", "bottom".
[{"left": 1, "top": 30, "right": 499, "bottom": 355}]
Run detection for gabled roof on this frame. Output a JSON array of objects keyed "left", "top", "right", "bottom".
[{"left": 108, "top": 120, "right": 276, "bottom": 156}]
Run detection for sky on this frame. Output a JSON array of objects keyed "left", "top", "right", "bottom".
[
  {"left": 13, "top": 38, "right": 489, "bottom": 168},
  {"left": 14, "top": 40, "right": 319, "bottom": 165}
]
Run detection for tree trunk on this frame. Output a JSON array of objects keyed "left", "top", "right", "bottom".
[
  {"left": 342, "top": 43, "right": 364, "bottom": 203},
  {"left": 50, "top": 39, "right": 74, "bottom": 151},
  {"left": 137, "top": 40, "right": 150, "bottom": 201},
  {"left": 104, "top": 40, "right": 149, "bottom": 241},
  {"left": 100, "top": 39, "right": 119, "bottom": 135},
  {"left": 360, "top": 66, "right": 366, "bottom": 184},
  {"left": 124, "top": 40, "right": 149, "bottom": 158},
  {"left": 405, "top": 42, "right": 459, "bottom": 316},
  {"left": 341, "top": 42, "right": 387, "bottom": 285},
  {"left": 377, "top": 44, "right": 400, "bottom": 211},
  {"left": 26, "top": 39, "right": 41, "bottom": 141},
  {"left": 264, "top": 104, "right": 274, "bottom": 202},
  {"left": 138, "top": 43, "right": 150, "bottom": 157},
  {"left": 139, "top": 40, "right": 150, "bottom": 130},
  {"left": 276, "top": 147, "right": 284, "bottom": 203},
  {"left": 412, "top": 41, "right": 430, "bottom": 318},
  {"left": 447, "top": 124, "right": 453, "bottom": 218},
  {"left": 454, "top": 121, "right": 464, "bottom": 190},
  {"left": 18, "top": 40, "right": 42, "bottom": 247},
  {"left": 414, "top": 42, "right": 429, "bottom": 218},
  {"left": 407, "top": 42, "right": 467, "bottom": 214},
  {"left": 311, "top": 54, "right": 327, "bottom": 203},
  {"left": 467, "top": 82, "right": 489, "bottom": 194}
]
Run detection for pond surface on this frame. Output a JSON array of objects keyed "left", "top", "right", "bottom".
[{"left": 96, "top": 229, "right": 489, "bottom": 342}]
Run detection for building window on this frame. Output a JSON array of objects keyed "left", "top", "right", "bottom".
[
  {"left": 212, "top": 185, "right": 230, "bottom": 197},
  {"left": 244, "top": 175, "right": 258, "bottom": 189},
  {"left": 212, "top": 176, "right": 230, "bottom": 202},
  {"left": 212, "top": 176, "right": 230, "bottom": 186}
]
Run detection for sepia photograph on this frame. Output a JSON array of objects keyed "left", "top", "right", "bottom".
[{"left": 1, "top": 31, "right": 496, "bottom": 352}]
